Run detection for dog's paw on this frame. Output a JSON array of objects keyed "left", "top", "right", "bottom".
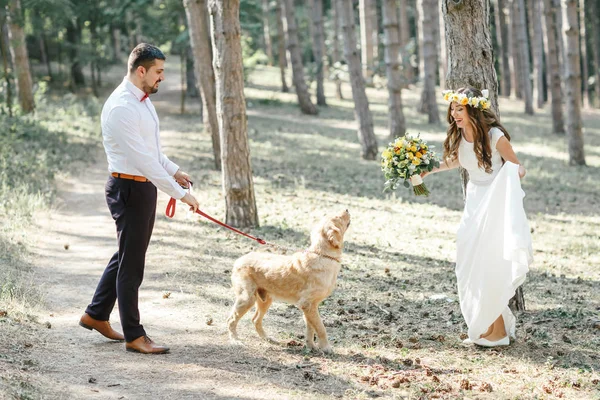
[
  {"left": 228, "top": 338, "right": 245, "bottom": 347},
  {"left": 320, "top": 345, "right": 334, "bottom": 354}
]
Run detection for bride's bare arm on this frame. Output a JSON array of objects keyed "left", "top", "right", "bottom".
[
  {"left": 496, "top": 137, "right": 526, "bottom": 178},
  {"left": 422, "top": 158, "right": 460, "bottom": 177}
]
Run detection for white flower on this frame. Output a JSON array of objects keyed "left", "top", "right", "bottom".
[{"left": 482, "top": 89, "right": 489, "bottom": 98}]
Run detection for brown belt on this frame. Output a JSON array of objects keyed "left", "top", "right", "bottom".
[{"left": 111, "top": 172, "right": 149, "bottom": 182}]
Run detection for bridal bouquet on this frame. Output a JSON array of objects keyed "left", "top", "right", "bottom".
[{"left": 381, "top": 134, "right": 440, "bottom": 196}]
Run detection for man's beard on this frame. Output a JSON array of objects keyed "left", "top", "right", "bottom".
[{"left": 144, "top": 80, "right": 161, "bottom": 94}]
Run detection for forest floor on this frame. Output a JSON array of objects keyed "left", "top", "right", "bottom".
[{"left": 1, "top": 61, "right": 599, "bottom": 400}]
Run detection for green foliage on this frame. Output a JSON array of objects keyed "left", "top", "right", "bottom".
[{"left": 242, "top": 35, "right": 269, "bottom": 82}]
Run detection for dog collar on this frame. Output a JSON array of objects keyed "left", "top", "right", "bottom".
[{"left": 304, "top": 250, "right": 341, "bottom": 264}]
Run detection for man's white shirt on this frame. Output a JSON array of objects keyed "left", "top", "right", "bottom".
[{"left": 101, "top": 77, "right": 186, "bottom": 199}]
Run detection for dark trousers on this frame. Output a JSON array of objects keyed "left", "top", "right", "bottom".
[{"left": 85, "top": 176, "right": 157, "bottom": 342}]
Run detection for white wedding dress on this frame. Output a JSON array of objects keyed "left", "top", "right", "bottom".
[{"left": 456, "top": 127, "right": 533, "bottom": 341}]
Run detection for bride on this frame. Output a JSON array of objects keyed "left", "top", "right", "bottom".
[{"left": 421, "top": 87, "right": 533, "bottom": 347}]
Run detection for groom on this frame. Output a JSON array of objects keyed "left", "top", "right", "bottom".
[{"left": 79, "top": 43, "right": 199, "bottom": 354}]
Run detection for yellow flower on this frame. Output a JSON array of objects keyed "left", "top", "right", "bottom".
[
  {"left": 382, "top": 149, "right": 392, "bottom": 159},
  {"left": 416, "top": 152, "right": 423, "bottom": 158},
  {"left": 412, "top": 158, "right": 421, "bottom": 165},
  {"left": 460, "top": 96, "right": 469, "bottom": 105},
  {"left": 407, "top": 152, "right": 414, "bottom": 159},
  {"left": 470, "top": 97, "right": 480, "bottom": 107},
  {"left": 451, "top": 93, "right": 460, "bottom": 102},
  {"left": 443, "top": 92, "right": 451, "bottom": 102},
  {"left": 410, "top": 146, "right": 417, "bottom": 152},
  {"left": 482, "top": 100, "right": 491, "bottom": 109}
]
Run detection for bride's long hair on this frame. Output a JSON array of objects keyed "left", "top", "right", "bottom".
[{"left": 443, "top": 87, "right": 511, "bottom": 173}]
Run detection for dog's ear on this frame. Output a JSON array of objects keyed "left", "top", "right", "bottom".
[{"left": 326, "top": 225, "right": 342, "bottom": 248}]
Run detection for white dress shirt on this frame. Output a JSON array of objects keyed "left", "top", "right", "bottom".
[{"left": 101, "top": 77, "right": 186, "bottom": 199}]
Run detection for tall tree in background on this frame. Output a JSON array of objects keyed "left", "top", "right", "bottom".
[
  {"left": 532, "top": 0, "right": 545, "bottom": 108},
  {"left": 308, "top": 0, "right": 327, "bottom": 106},
  {"left": 398, "top": 0, "right": 413, "bottom": 83},
  {"left": 184, "top": 0, "right": 222, "bottom": 171},
  {"left": 553, "top": 0, "right": 566, "bottom": 77},
  {"left": 543, "top": 0, "right": 565, "bottom": 133},
  {"left": 339, "top": 0, "right": 378, "bottom": 160},
  {"left": 442, "top": 0, "right": 526, "bottom": 311},
  {"left": 275, "top": 0, "right": 289, "bottom": 93},
  {"left": 578, "top": 0, "right": 589, "bottom": 108},
  {"left": 281, "top": 0, "right": 318, "bottom": 115},
  {"left": 590, "top": 0, "right": 600, "bottom": 107},
  {"left": 418, "top": 0, "right": 440, "bottom": 123},
  {"left": 495, "top": 0, "right": 511, "bottom": 97},
  {"left": 515, "top": 0, "right": 534, "bottom": 114},
  {"left": 261, "top": 0, "right": 274, "bottom": 65},
  {"left": 66, "top": 18, "right": 85, "bottom": 88},
  {"left": 7, "top": 0, "right": 34, "bottom": 113},
  {"left": 0, "top": 12, "right": 13, "bottom": 116},
  {"left": 562, "top": 0, "right": 586, "bottom": 165},
  {"left": 510, "top": 1, "right": 522, "bottom": 99},
  {"left": 382, "top": 0, "right": 406, "bottom": 138},
  {"left": 436, "top": 1, "right": 447, "bottom": 89},
  {"left": 332, "top": 0, "right": 343, "bottom": 99},
  {"left": 208, "top": 0, "right": 259, "bottom": 228},
  {"left": 359, "top": 0, "right": 375, "bottom": 83}
]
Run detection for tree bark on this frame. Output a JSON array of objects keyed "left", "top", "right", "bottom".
[
  {"left": 418, "top": 0, "right": 441, "bottom": 123},
  {"left": 332, "top": 0, "right": 343, "bottom": 98},
  {"left": 562, "top": 0, "right": 586, "bottom": 165},
  {"left": 112, "top": 25, "right": 122, "bottom": 62},
  {"left": 515, "top": 0, "right": 534, "bottom": 114},
  {"left": 510, "top": 0, "right": 522, "bottom": 99},
  {"left": 184, "top": 0, "right": 221, "bottom": 170},
  {"left": 543, "top": 0, "right": 566, "bottom": 133},
  {"left": 579, "top": 0, "right": 589, "bottom": 108},
  {"left": 398, "top": 0, "right": 414, "bottom": 83},
  {"left": 39, "top": 34, "right": 52, "bottom": 80},
  {"left": 309, "top": 0, "right": 327, "bottom": 105},
  {"left": 590, "top": 0, "right": 600, "bottom": 107},
  {"left": 261, "top": 0, "right": 274, "bottom": 65},
  {"left": 443, "top": 0, "right": 525, "bottom": 311},
  {"left": 0, "top": 15, "right": 13, "bottom": 117},
  {"left": 436, "top": 0, "right": 447, "bottom": 88},
  {"left": 281, "top": 0, "right": 318, "bottom": 114},
  {"left": 383, "top": 0, "right": 407, "bottom": 139},
  {"left": 66, "top": 19, "right": 85, "bottom": 88},
  {"left": 208, "top": 0, "right": 259, "bottom": 228},
  {"left": 532, "top": 0, "right": 545, "bottom": 108},
  {"left": 275, "top": 0, "right": 289, "bottom": 92},
  {"left": 186, "top": 45, "right": 200, "bottom": 98},
  {"left": 359, "top": 0, "right": 375, "bottom": 83},
  {"left": 339, "top": 0, "right": 378, "bottom": 160},
  {"left": 495, "top": 0, "right": 511, "bottom": 96},
  {"left": 7, "top": 0, "right": 34, "bottom": 113},
  {"left": 554, "top": 0, "right": 566, "bottom": 77}
]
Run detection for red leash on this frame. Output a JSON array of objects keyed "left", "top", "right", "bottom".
[{"left": 165, "top": 189, "right": 266, "bottom": 245}]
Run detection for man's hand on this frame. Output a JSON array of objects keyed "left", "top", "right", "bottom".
[
  {"left": 181, "top": 192, "right": 199, "bottom": 212},
  {"left": 174, "top": 170, "right": 193, "bottom": 188}
]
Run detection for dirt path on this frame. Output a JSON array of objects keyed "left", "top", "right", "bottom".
[{"left": 21, "top": 68, "right": 355, "bottom": 400}]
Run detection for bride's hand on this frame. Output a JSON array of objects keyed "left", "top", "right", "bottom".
[
  {"left": 420, "top": 171, "right": 429, "bottom": 178},
  {"left": 518, "top": 165, "right": 526, "bottom": 179}
]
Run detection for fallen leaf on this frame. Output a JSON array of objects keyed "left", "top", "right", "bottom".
[
  {"left": 460, "top": 379, "right": 472, "bottom": 390},
  {"left": 162, "top": 291, "right": 171, "bottom": 299}
]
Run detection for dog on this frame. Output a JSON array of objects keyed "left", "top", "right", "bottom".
[{"left": 226, "top": 209, "right": 351, "bottom": 353}]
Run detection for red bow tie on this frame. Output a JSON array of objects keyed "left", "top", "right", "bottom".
[{"left": 140, "top": 93, "right": 149, "bottom": 102}]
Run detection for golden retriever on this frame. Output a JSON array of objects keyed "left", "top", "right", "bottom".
[{"left": 226, "top": 209, "right": 351, "bottom": 353}]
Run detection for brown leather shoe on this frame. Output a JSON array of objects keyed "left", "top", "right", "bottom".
[
  {"left": 126, "top": 335, "right": 170, "bottom": 354},
  {"left": 79, "top": 313, "right": 124, "bottom": 341}
]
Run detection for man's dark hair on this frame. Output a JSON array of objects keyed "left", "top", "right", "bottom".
[{"left": 127, "top": 43, "right": 166, "bottom": 73}]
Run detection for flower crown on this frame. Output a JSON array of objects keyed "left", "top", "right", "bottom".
[{"left": 442, "top": 89, "right": 491, "bottom": 110}]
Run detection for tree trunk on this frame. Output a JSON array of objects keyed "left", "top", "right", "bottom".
[
  {"left": 186, "top": 45, "right": 200, "bottom": 98},
  {"left": 554, "top": 0, "right": 566, "bottom": 77},
  {"left": 208, "top": 0, "right": 259, "bottom": 229},
  {"left": 261, "top": 0, "right": 274, "bottom": 65},
  {"left": 515, "top": 0, "right": 534, "bottom": 114},
  {"left": 339, "top": 0, "right": 378, "bottom": 160},
  {"left": 562, "top": 0, "right": 586, "bottom": 165},
  {"left": 0, "top": 16, "right": 13, "bottom": 117},
  {"left": 66, "top": 19, "right": 85, "bottom": 88},
  {"left": 417, "top": 0, "right": 424, "bottom": 83},
  {"left": 443, "top": 0, "right": 525, "bottom": 312},
  {"left": 579, "top": 0, "right": 589, "bottom": 108},
  {"left": 309, "top": 0, "right": 327, "bottom": 105},
  {"left": 418, "top": 0, "right": 441, "bottom": 123},
  {"left": 184, "top": 0, "right": 221, "bottom": 170},
  {"left": 281, "top": 0, "right": 318, "bottom": 114},
  {"left": 436, "top": 0, "right": 446, "bottom": 88},
  {"left": 590, "top": 0, "right": 600, "bottom": 107},
  {"left": 39, "top": 34, "right": 52, "bottom": 80},
  {"left": 359, "top": 0, "right": 375, "bottom": 83},
  {"left": 543, "top": 0, "right": 566, "bottom": 133},
  {"left": 532, "top": 0, "right": 545, "bottom": 108},
  {"left": 495, "top": 0, "right": 511, "bottom": 96},
  {"left": 275, "top": 0, "right": 289, "bottom": 93},
  {"left": 383, "top": 0, "right": 407, "bottom": 139},
  {"left": 510, "top": 0, "right": 522, "bottom": 99},
  {"left": 7, "top": 0, "right": 34, "bottom": 113},
  {"left": 371, "top": 0, "right": 379, "bottom": 65},
  {"left": 332, "top": 0, "right": 343, "bottom": 98},
  {"left": 398, "top": 0, "right": 414, "bottom": 83},
  {"left": 112, "top": 25, "right": 122, "bottom": 62}
]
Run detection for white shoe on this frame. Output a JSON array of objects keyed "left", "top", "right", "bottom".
[
  {"left": 462, "top": 338, "right": 473, "bottom": 344},
  {"left": 473, "top": 336, "right": 510, "bottom": 347}
]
